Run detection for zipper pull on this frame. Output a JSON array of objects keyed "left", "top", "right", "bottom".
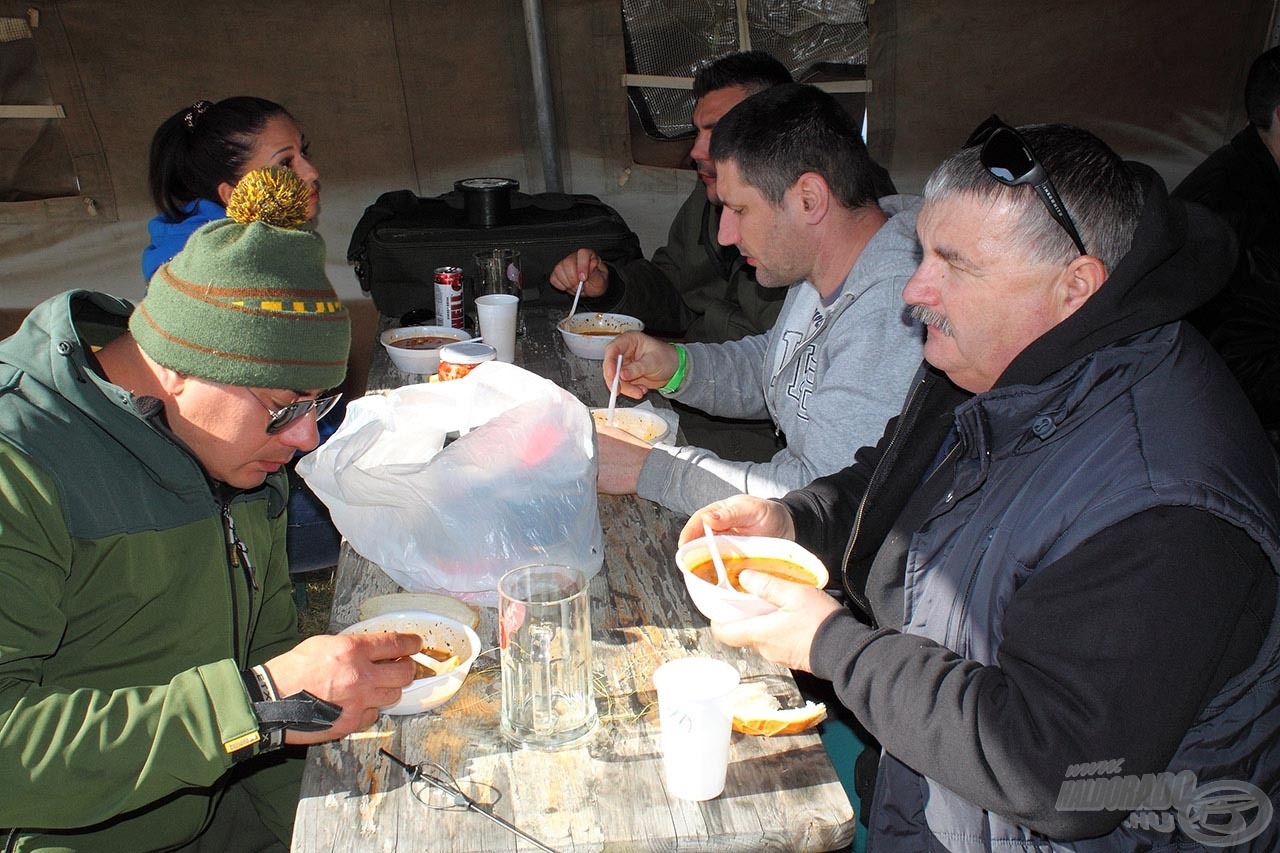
[{"left": 221, "top": 503, "right": 259, "bottom": 590}]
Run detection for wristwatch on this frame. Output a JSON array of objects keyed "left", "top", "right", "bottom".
[{"left": 231, "top": 665, "right": 342, "bottom": 760}]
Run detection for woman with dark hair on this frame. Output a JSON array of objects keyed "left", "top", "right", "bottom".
[
  {"left": 143, "top": 96, "right": 338, "bottom": 578},
  {"left": 142, "top": 96, "right": 320, "bottom": 281}
]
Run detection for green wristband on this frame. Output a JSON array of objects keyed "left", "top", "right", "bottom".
[{"left": 659, "top": 344, "right": 688, "bottom": 395}]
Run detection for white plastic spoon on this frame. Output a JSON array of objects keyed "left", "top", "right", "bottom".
[
  {"left": 410, "top": 651, "right": 460, "bottom": 676},
  {"left": 606, "top": 353, "right": 623, "bottom": 425},
  {"left": 702, "top": 519, "right": 732, "bottom": 590},
  {"left": 567, "top": 276, "right": 585, "bottom": 319}
]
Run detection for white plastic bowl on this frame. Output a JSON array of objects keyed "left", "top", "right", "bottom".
[
  {"left": 339, "top": 610, "right": 481, "bottom": 715},
  {"left": 556, "top": 312, "right": 643, "bottom": 360},
  {"left": 674, "top": 536, "right": 829, "bottom": 623},
  {"left": 381, "top": 325, "right": 471, "bottom": 375},
  {"left": 590, "top": 407, "right": 670, "bottom": 444}
]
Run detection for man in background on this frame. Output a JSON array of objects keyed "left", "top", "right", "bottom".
[
  {"left": 549, "top": 50, "right": 793, "bottom": 344},
  {"left": 1175, "top": 45, "right": 1280, "bottom": 449},
  {"left": 550, "top": 51, "right": 798, "bottom": 464}
]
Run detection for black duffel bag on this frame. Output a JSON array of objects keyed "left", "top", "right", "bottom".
[{"left": 348, "top": 180, "right": 644, "bottom": 319}]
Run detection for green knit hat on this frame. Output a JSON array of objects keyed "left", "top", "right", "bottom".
[{"left": 131, "top": 167, "right": 351, "bottom": 390}]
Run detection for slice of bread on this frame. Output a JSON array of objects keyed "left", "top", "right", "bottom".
[
  {"left": 358, "top": 592, "right": 481, "bottom": 631},
  {"left": 730, "top": 680, "right": 827, "bottom": 736}
]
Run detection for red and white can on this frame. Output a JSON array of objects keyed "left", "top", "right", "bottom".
[{"left": 433, "top": 266, "right": 465, "bottom": 330}]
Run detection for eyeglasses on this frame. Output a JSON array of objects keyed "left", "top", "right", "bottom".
[
  {"left": 378, "top": 749, "right": 560, "bottom": 852},
  {"left": 965, "top": 114, "right": 1088, "bottom": 257},
  {"left": 249, "top": 390, "right": 342, "bottom": 435}
]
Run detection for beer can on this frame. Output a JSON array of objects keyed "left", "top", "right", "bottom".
[
  {"left": 433, "top": 266, "right": 465, "bottom": 330},
  {"left": 437, "top": 341, "right": 497, "bottom": 382}
]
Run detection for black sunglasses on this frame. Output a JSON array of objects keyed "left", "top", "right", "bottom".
[
  {"left": 249, "top": 390, "right": 342, "bottom": 435},
  {"left": 965, "top": 114, "right": 1088, "bottom": 257}
]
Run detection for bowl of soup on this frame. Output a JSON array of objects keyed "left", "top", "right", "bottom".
[
  {"left": 589, "top": 406, "right": 670, "bottom": 444},
  {"left": 381, "top": 325, "right": 472, "bottom": 375},
  {"left": 339, "top": 609, "right": 481, "bottom": 715},
  {"left": 556, "top": 312, "right": 643, "bottom": 360},
  {"left": 674, "top": 535, "right": 828, "bottom": 623}
]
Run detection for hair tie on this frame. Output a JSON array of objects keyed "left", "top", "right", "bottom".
[{"left": 183, "top": 100, "right": 213, "bottom": 131}]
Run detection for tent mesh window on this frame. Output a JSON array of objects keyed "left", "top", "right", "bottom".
[
  {"left": 0, "top": 18, "right": 78, "bottom": 204},
  {"left": 622, "top": 0, "right": 870, "bottom": 142}
]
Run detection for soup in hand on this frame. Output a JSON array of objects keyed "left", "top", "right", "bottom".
[{"left": 688, "top": 555, "right": 819, "bottom": 592}]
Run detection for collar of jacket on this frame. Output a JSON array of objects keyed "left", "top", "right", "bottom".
[
  {"left": 949, "top": 325, "right": 1174, "bottom": 502},
  {"left": 699, "top": 199, "right": 743, "bottom": 281}
]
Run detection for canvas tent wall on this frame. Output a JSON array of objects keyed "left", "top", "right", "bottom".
[
  {"left": 866, "top": 0, "right": 1278, "bottom": 192},
  {"left": 0, "top": 0, "right": 1275, "bottom": 359}
]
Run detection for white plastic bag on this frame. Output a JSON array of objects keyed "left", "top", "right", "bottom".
[{"left": 296, "top": 362, "right": 602, "bottom": 605}]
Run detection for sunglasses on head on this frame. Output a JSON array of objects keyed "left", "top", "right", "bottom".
[
  {"left": 251, "top": 390, "right": 342, "bottom": 435},
  {"left": 965, "top": 114, "right": 1088, "bottom": 257}
]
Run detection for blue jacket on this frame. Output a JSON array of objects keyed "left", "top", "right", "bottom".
[{"left": 141, "top": 198, "right": 225, "bottom": 282}]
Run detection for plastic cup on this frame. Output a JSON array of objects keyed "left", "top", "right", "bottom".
[
  {"left": 476, "top": 293, "right": 518, "bottom": 363},
  {"left": 653, "top": 657, "right": 740, "bottom": 801}
]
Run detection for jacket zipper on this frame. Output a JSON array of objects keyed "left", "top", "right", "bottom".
[
  {"left": 839, "top": 373, "right": 931, "bottom": 626},
  {"left": 220, "top": 501, "right": 258, "bottom": 665}
]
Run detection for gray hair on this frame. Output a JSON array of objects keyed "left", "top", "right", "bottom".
[{"left": 923, "top": 123, "right": 1143, "bottom": 271}]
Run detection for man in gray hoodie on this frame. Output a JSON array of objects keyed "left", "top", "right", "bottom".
[{"left": 599, "top": 82, "right": 924, "bottom": 517}]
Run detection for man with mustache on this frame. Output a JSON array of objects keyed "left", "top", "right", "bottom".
[{"left": 685, "top": 120, "right": 1280, "bottom": 850}]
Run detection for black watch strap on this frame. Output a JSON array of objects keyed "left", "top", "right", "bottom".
[
  {"left": 254, "top": 691, "right": 343, "bottom": 733},
  {"left": 236, "top": 667, "right": 342, "bottom": 760}
]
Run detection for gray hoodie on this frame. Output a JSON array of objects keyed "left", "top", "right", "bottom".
[{"left": 636, "top": 195, "right": 925, "bottom": 516}]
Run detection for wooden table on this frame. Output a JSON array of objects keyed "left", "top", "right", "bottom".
[{"left": 292, "top": 305, "right": 856, "bottom": 853}]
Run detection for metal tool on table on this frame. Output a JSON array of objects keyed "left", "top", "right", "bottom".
[{"left": 379, "top": 748, "right": 561, "bottom": 853}]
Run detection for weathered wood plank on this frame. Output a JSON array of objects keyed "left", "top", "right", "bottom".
[{"left": 293, "top": 306, "right": 856, "bottom": 852}]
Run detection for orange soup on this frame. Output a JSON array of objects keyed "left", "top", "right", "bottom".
[
  {"left": 412, "top": 646, "right": 459, "bottom": 679},
  {"left": 392, "top": 335, "right": 456, "bottom": 350},
  {"left": 688, "top": 555, "right": 818, "bottom": 592}
]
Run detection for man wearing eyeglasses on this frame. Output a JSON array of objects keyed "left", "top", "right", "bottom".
[
  {"left": 0, "top": 174, "right": 422, "bottom": 851},
  {"left": 685, "top": 121, "right": 1280, "bottom": 850}
]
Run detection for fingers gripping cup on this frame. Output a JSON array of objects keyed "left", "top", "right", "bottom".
[
  {"left": 653, "top": 657, "right": 740, "bottom": 801},
  {"left": 499, "top": 564, "right": 598, "bottom": 749}
]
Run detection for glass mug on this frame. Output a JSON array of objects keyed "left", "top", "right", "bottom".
[
  {"left": 498, "top": 563, "right": 597, "bottom": 749},
  {"left": 474, "top": 249, "right": 524, "bottom": 337},
  {"left": 474, "top": 248, "right": 522, "bottom": 297}
]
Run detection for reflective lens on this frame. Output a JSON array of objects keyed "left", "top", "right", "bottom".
[
  {"left": 979, "top": 127, "right": 1037, "bottom": 184},
  {"left": 260, "top": 391, "right": 342, "bottom": 435}
]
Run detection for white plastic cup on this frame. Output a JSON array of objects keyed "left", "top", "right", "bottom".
[
  {"left": 653, "top": 657, "right": 740, "bottom": 801},
  {"left": 475, "top": 293, "right": 518, "bottom": 363}
]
